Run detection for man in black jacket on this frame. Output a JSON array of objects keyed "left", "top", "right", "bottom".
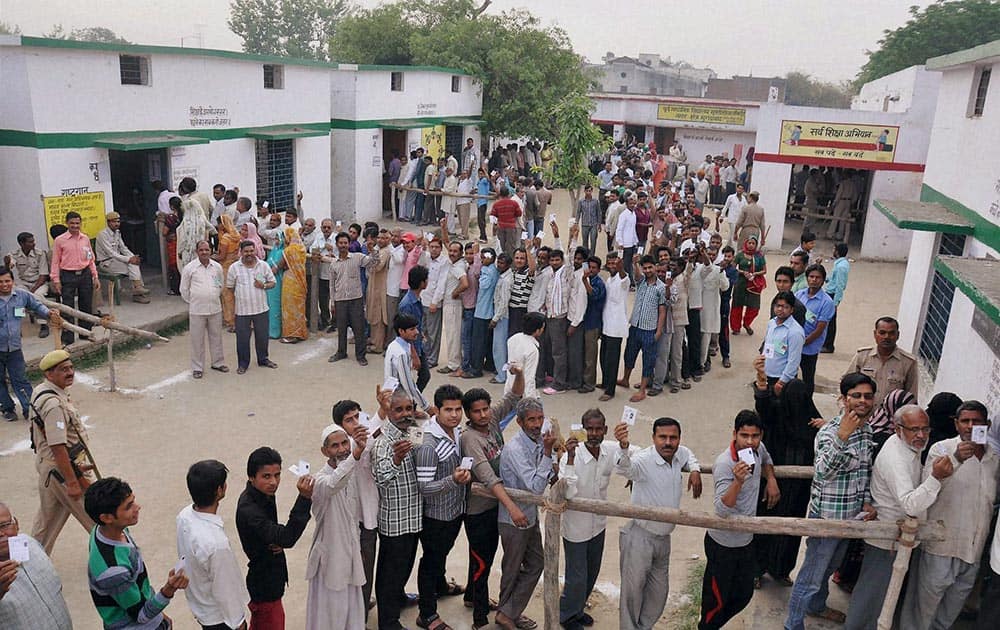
[{"left": 236, "top": 446, "right": 314, "bottom": 629}]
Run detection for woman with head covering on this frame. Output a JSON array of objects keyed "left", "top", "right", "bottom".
[
  {"left": 240, "top": 222, "right": 266, "bottom": 260},
  {"left": 176, "top": 198, "right": 216, "bottom": 270},
  {"left": 161, "top": 196, "right": 183, "bottom": 294},
  {"left": 926, "top": 391, "right": 962, "bottom": 455},
  {"left": 751, "top": 356, "right": 821, "bottom": 587},
  {"left": 264, "top": 229, "right": 285, "bottom": 338},
  {"left": 869, "top": 389, "right": 918, "bottom": 453},
  {"left": 215, "top": 214, "right": 241, "bottom": 331},
  {"left": 278, "top": 227, "right": 308, "bottom": 342},
  {"left": 730, "top": 236, "right": 766, "bottom": 335}
]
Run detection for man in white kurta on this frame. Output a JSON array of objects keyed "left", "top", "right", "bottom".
[{"left": 305, "top": 424, "right": 368, "bottom": 630}]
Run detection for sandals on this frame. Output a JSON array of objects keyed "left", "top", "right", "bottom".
[
  {"left": 808, "top": 607, "right": 846, "bottom": 623},
  {"left": 438, "top": 578, "right": 465, "bottom": 597},
  {"left": 516, "top": 615, "right": 538, "bottom": 629},
  {"left": 416, "top": 615, "right": 454, "bottom": 630}
]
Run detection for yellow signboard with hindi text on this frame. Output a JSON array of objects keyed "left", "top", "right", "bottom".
[
  {"left": 779, "top": 120, "right": 898, "bottom": 164},
  {"left": 42, "top": 191, "right": 108, "bottom": 243},
  {"left": 421, "top": 125, "right": 446, "bottom": 160},
  {"left": 657, "top": 103, "right": 747, "bottom": 126}
]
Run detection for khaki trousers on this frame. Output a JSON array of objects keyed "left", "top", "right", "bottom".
[
  {"left": 457, "top": 203, "right": 471, "bottom": 238},
  {"left": 31, "top": 460, "right": 95, "bottom": 555},
  {"left": 189, "top": 312, "right": 225, "bottom": 372}
]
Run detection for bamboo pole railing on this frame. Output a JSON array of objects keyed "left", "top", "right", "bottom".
[
  {"left": 469, "top": 472, "right": 945, "bottom": 630},
  {"left": 41, "top": 298, "right": 169, "bottom": 343}
]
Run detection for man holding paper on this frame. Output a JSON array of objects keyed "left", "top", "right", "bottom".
[
  {"left": 558, "top": 409, "right": 622, "bottom": 629},
  {"left": 699, "top": 411, "right": 779, "bottom": 629}
]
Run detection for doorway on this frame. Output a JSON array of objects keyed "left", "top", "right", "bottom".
[
  {"left": 624, "top": 125, "right": 646, "bottom": 144},
  {"left": 383, "top": 129, "right": 408, "bottom": 214},
  {"left": 108, "top": 148, "right": 169, "bottom": 267},
  {"left": 653, "top": 127, "right": 675, "bottom": 153}
]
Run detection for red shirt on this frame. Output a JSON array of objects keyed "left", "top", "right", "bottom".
[{"left": 489, "top": 198, "right": 522, "bottom": 229}]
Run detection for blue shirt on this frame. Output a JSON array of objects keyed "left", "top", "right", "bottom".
[
  {"left": 763, "top": 316, "right": 805, "bottom": 383},
  {"left": 476, "top": 177, "right": 491, "bottom": 206},
  {"left": 399, "top": 289, "right": 424, "bottom": 355},
  {"left": 0, "top": 289, "right": 50, "bottom": 352},
  {"left": 583, "top": 274, "right": 606, "bottom": 331},
  {"left": 823, "top": 257, "right": 850, "bottom": 305},
  {"left": 721, "top": 265, "right": 739, "bottom": 301},
  {"left": 498, "top": 429, "right": 554, "bottom": 527},
  {"left": 795, "top": 288, "right": 836, "bottom": 355},
  {"left": 474, "top": 264, "right": 499, "bottom": 320}
]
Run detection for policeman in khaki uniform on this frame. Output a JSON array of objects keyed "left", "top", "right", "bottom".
[
  {"left": 4, "top": 232, "right": 51, "bottom": 338},
  {"left": 29, "top": 349, "right": 98, "bottom": 554},
  {"left": 845, "top": 316, "right": 918, "bottom": 406}
]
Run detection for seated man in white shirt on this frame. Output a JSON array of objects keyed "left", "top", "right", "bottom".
[{"left": 176, "top": 460, "right": 249, "bottom": 630}]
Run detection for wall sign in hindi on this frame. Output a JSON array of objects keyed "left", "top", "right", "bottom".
[
  {"left": 42, "top": 191, "right": 107, "bottom": 243},
  {"left": 779, "top": 120, "right": 898, "bottom": 163},
  {"left": 189, "top": 106, "right": 231, "bottom": 127},
  {"left": 657, "top": 104, "right": 746, "bottom": 126},
  {"left": 416, "top": 103, "right": 437, "bottom": 116}
]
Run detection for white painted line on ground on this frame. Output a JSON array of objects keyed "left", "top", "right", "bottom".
[
  {"left": 593, "top": 580, "right": 620, "bottom": 602},
  {"left": 292, "top": 337, "right": 336, "bottom": 365},
  {"left": 0, "top": 439, "right": 31, "bottom": 457},
  {"left": 72, "top": 372, "right": 102, "bottom": 389},
  {"left": 141, "top": 371, "right": 191, "bottom": 393}
]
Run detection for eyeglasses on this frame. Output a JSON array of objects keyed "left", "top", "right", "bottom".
[
  {"left": 898, "top": 425, "right": 931, "bottom": 435},
  {"left": 846, "top": 393, "right": 875, "bottom": 400},
  {"left": 0, "top": 516, "right": 18, "bottom": 531}
]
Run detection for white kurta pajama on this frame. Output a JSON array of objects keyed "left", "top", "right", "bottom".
[{"left": 305, "top": 456, "right": 367, "bottom": 630}]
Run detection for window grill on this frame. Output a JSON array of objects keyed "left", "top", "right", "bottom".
[
  {"left": 255, "top": 139, "right": 295, "bottom": 210},
  {"left": 917, "top": 234, "right": 966, "bottom": 378}
]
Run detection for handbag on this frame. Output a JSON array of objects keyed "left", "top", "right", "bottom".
[{"left": 746, "top": 254, "right": 766, "bottom": 294}]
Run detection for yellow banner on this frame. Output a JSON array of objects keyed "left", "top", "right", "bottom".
[
  {"left": 421, "top": 125, "right": 447, "bottom": 161},
  {"left": 42, "top": 191, "right": 108, "bottom": 242},
  {"left": 779, "top": 120, "right": 898, "bottom": 163},
  {"left": 657, "top": 104, "right": 746, "bottom": 126}
]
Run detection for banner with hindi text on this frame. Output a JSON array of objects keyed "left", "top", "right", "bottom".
[{"left": 779, "top": 120, "right": 898, "bottom": 164}]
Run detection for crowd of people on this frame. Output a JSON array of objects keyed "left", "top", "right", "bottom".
[{"left": 0, "top": 142, "right": 998, "bottom": 630}]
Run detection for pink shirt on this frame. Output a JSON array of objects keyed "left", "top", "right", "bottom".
[
  {"left": 51, "top": 231, "right": 97, "bottom": 278},
  {"left": 399, "top": 245, "right": 424, "bottom": 291}
]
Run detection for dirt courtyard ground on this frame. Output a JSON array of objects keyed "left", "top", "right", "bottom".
[{"left": 1, "top": 206, "right": 912, "bottom": 629}]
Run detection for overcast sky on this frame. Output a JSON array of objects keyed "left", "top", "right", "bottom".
[{"left": 1, "top": 0, "right": 932, "bottom": 82}]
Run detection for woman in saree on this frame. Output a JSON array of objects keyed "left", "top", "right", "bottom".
[
  {"left": 240, "top": 222, "right": 266, "bottom": 260},
  {"left": 176, "top": 198, "right": 216, "bottom": 270},
  {"left": 730, "top": 235, "right": 767, "bottom": 335},
  {"left": 214, "top": 215, "right": 241, "bottom": 331},
  {"left": 279, "top": 227, "right": 308, "bottom": 342},
  {"left": 161, "top": 196, "right": 183, "bottom": 294},
  {"left": 265, "top": 230, "right": 285, "bottom": 338}
]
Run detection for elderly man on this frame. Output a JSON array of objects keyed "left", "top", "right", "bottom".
[
  {"left": 372, "top": 387, "right": 426, "bottom": 630},
  {"left": 845, "top": 317, "right": 919, "bottom": 406},
  {"left": 843, "top": 404, "right": 952, "bottom": 630},
  {"left": 0, "top": 501, "right": 73, "bottom": 629},
  {"left": 95, "top": 211, "right": 151, "bottom": 303},
  {"left": 495, "top": 398, "right": 556, "bottom": 630},
  {"left": 180, "top": 240, "right": 228, "bottom": 379},
  {"left": 30, "top": 349, "right": 98, "bottom": 554},
  {"left": 614, "top": 417, "right": 701, "bottom": 630},
  {"left": 900, "top": 400, "right": 996, "bottom": 630},
  {"left": 4, "top": 232, "right": 51, "bottom": 338},
  {"left": 305, "top": 423, "right": 369, "bottom": 630},
  {"left": 310, "top": 219, "right": 337, "bottom": 331},
  {"left": 1, "top": 266, "right": 57, "bottom": 422}
]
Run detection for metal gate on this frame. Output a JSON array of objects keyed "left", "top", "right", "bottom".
[
  {"left": 445, "top": 125, "right": 464, "bottom": 162},
  {"left": 918, "top": 233, "right": 966, "bottom": 378},
  {"left": 255, "top": 139, "right": 295, "bottom": 209}
]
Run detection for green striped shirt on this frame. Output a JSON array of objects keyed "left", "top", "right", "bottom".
[{"left": 88, "top": 527, "right": 170, "bottom": 629}]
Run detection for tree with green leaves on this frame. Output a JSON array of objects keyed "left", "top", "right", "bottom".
[
  {"left": 855, "top": 0, "right": 1000, "bottom": 88},
  {"left": 329, "top": 0, "right": 595, "bottom": 139},
  {"left": 544, "top": 93, "right": 612, "bottom": 208},
  {"left": 228, "top": 0, "right": 350, "bottom": 60},
  {"left": 44, "top": 25, "right": 131, "bottom": 43},
  {"left": 784, "top": 71, "right": 852, "bottom": 108},
  {"left": 0, "top": 21, "right": 20, "bottom": 35}
]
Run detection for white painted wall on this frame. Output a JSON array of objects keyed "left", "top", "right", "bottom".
[
  {"left": 933, "top": 291, "right": 998, "bottom": 403},
  {"left": 746, "top": 160, "right": 791, "bottom": 250},
  {"left": 334, "top": 70, "right": 482, "bottom": 121},
  {"left": 859, "top": 171, "right": 918, "bottom": 259},
  {"left": 674, "top": 130, "right": 756, "bottom": 169},
  {"left": 167, "top": 139, "right": 256, "bottom": 197},
  {"left": 852, "top": 65, "right": 941, "bottom": 114},
  {"left": 591, "top": 94, "right": 759, "bottom": 135},
  {"left": 896, "top": 230, "right": 938, "bottom": 354},
  {"left": 0, "top": 147, "right": 45, "bottom": 250}
]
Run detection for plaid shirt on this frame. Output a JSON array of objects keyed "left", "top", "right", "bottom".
[
  {"left": 809, "top": 414, "right": 873, "bottom": 520},
  {"left": 415, "top": 421, "right": 465, "bottom": 521},
  {"left": 372, "top": 419, "right": 423, "bottom": 535},
  {"left": 629, "top": 277, "right": 667, "bottom": 331}
]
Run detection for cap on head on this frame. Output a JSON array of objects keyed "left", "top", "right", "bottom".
[
  {"left": 106, "top": 212, "right": 121, "bottom": 221},
  {"left": 401, "top": 233, "right": 416, "bottom": 243},
  {"left": 40, "top": 349, "right": 71, "bottom": 372},
  {"left": 321, "top": 423, "right": 346, "bottom": 444}
]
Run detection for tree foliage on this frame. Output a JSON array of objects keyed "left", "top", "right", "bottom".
[
  {"left": 329, "top": 0, "right": 595, "bottom": 139},
  {"left": 855, "top": 0, "right": 1000, "bottom": 88},
  {"left": 0, "top": 21, "right": 21, "bottom": 35},
  {"left": 545, "top": 93, "right": 612, "bottom": 205},
  {"left": 229, "top": 0, "right": 350, "bottom": 60},
  {"left": 45, "top": 25, "right": 131, "bottom": 43},
  {"left": 784, "top": 71, "right": 852, "bottom": 109}
]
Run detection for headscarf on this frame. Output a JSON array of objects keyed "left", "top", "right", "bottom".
[
  {"left": 243, "top": 221, "right": 266, "bottom": 259},
  {"left": 219, "top": 213, "right": 237, "bottom": 237},
  {"left": 869, "top": 389, "right": 917, "bottom": 436},
  {"left": 741, "top": 235, "right": 759, "bottom": 256},
  {"left": 778, "top": 378, "right": 820, "bottom": 446},
  {"left": 926, "top": 391, "right": 962, "bottom": 447},
  {"left": 285, "top": 227, "right": 303, "bottom": 246},
  {"left": 177, "top": 198, "right": 211, "bottom": 268}
]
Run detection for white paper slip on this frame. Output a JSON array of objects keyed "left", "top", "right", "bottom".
[
  {"left": 621, "top": 406, "right": 638, "bottom": 426},
  {"left": 424, "top": 232, "right": 434, "bottom": 241},
  {"left": 263, "top": 200, "right": 270, "bottom": 208},
  {"left": 500, "top": 362, "right": 509, "bottom": 374},
  {"left": 972, "top": 425, "right": 989, "bottom": 444},
  {"left": 636, "top": 246, "right": 644, "bottom": 255},
  {"left": 459, "top": 456, "right": 474, "bottom": 470},
  {"left": 737, "top": 448, "right": 756, "bottom": 467},
  {"left": 288, "top": 463, "right": 307, "bottom": 477},
  {"left": 298, "top": 460, "right": 311, "bottom": 475},
  {"left": 489, "top": 215, "right": 498, "bottom": 224},
  {"left": 853, "top": 511, "right": 869, "bottom": 521},
  {"left": 405, "top": 425, "right": 424, "bottom": 447},
  {"left": 536, "top": 231, "right": 545, "bottom": 239},
  {"left": 335, "top": 220, "right": 342, "bottom": 227},
  {"left": 763, "top": 343, "right": 775, "bottom": 359},
  {"left": 541, "top": 417, "right": 552, "bottom": 435},
  {"left": 549, "top": 213, "right": 556, "bottom": 222},
  {"left": 568, "top": 217, "right": 576, "bottom": 225},
  {"left": 521, "top": 231, "right": 529, "bottom": 240},
  {"left": 570, "top": 423, "right": 586, "bottom": 442},
  {"left": 8, "top": 535, "right": 30, "bottom": 562},
  {"left": 655, "top": 230, "right": 663, "bottom": 239},
  {"left": 382, "top": 376, "right": 400, "bottom": 392},
  {"left": 173, "top": 556, "right": 186, "bottom": 574}
]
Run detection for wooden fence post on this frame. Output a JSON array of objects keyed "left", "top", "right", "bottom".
[
  {"left": 543, "top": 478, "right": 567, "bottom": 630},
  {"left": 877, "top": 516, "right": 918, "bottom": 630},
  {"left": 309, "top": 256, "right": 320, "bottom": 332},
  {"left": 106, "top": 284, "right": 116, "bottom": 392}
]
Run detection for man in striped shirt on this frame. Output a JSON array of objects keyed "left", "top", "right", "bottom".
[
  {"left": 225, "top": 241, "right": 277, "bottom": 374},
  {"left": 413, "top": 385, "right": 473, "bottom": 629}
]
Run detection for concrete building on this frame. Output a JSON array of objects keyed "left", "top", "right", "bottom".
[
  {"left": 0, "top": 35, "right": 482, "bottom": 259},
  {"left": 587, "top": 53, "right": 714, "bottom": 97},
  {"left": 706, "top": 75, "right": 787, "bottom": 103},
  {"left": 874, "top": 40, "right": 1000, "bottom": 410}
]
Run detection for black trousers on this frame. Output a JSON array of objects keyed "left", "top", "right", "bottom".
[
  {"left": 235, "top": 311, "right": 269, "bottom": 369},
  {"left": 684, "top": 308, "right": 702, "bottom": 378},
  {"left": 376, "top": 531, "right": 419, "bottom": 630},
  {"left": 464, "top": 508, "right": 500, "bottom": 625},
  {"left": 418, "top": 515, "right": 464, "bottom": 620},
  {"left": 700, "top": 533, "right": 756, "bottom": 630},
  {"left": 469, "top": 317, "right": 491, "bottom": 376},
  {"left": 416, "top": 348, "right": 431, "bottom": 392},
  {"left": 800, "top": 352, "right": 818, "bottom": 395},
  {"left": 823, "top": 291, "right": 838, "bottom": 351},
  {"left": 361, "top": 523, "right": 378, "bottom": 619},
  {"left": 58, "top": 270, "right": 94, "bottom": 345},
  {"left": 508, "top": 306, "right": 526, "bottom": 339},
  {"left": 477, "top": 204, "right": 488, "bottom": 240},
  {"left": 317, "top": 276, "right": 331, "bottom": 328},
  {"left": 567, "top": 324, "right": 585, "bottom": 389},
  {"left": 600, "top": 334, "right": 623, "bottom": 396},
  {"left": 335, "top": 298, "right": 367, "bottom": 360}
]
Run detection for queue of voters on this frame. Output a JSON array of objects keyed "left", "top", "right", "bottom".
[{"left": 1, "top": 137, "right": 998, "bottom": 630}]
